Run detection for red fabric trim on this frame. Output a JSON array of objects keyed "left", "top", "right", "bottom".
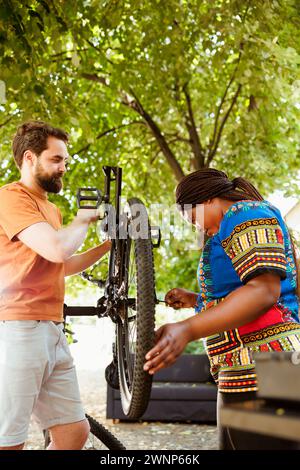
[{"left": 239, "top": 304, "right": 284, "bottom": 336}]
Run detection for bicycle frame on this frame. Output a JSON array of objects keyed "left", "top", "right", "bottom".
[
  {"left": 64, "top": 166, "right": 131, "bottom": 322},
  {"left": 64, "top": 165, "right": 163, "bottom": 325},
  {"left": 64, "top": 165, "right": 160, "bottom": 418}
]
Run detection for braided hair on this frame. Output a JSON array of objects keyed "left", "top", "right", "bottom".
[
  {"left": 175, "top": 168, "right": 299, "bottom": 299},
  {"left": 176, "top": 168, "right": 263, "bottom": 208}
]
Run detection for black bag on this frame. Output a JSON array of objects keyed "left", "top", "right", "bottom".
[{"left": 105, "top": 359, "right": 120, "bottom": 390}]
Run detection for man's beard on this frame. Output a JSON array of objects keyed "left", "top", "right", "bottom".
[{"left": 35, "top": 161, "right": 63, "bottom": 194}]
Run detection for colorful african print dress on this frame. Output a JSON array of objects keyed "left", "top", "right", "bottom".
[{"left": 195, "top": 199, "right": 300, "bottom": 393}]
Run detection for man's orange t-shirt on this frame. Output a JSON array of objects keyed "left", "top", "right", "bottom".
[{"left": 0, "top": 181, "right": 65, "bottom": 322}]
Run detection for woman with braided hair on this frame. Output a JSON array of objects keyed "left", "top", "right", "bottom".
[{"left": 144, "top": 168, "right": 300, "bottom": 449}]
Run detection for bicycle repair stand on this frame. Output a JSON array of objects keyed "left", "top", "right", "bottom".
[{"left": 67, "top": 165, "right": 161, "bottom": 321}]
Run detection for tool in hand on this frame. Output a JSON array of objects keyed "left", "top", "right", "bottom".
[{"left": 156, "top": 298, "right": 168, "bottom": 304}]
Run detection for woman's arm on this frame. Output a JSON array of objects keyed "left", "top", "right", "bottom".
[
  {"left": 144, "top": 272, "right": 281, "bottom": 374},
  {"left": 185, "top": 271, "right": 281, "bottom": 339}
]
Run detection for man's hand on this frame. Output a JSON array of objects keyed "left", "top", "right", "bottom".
[
  {"left": 102, "top": 238, "right": 112, "bottom": 251},
  {"left": 143, "top": 320, "right": 193, "bottom": 375},
  {"left": 75, "top": 208, "right": 101, "bottom": 225},
  {"left": 165, "top": 288, "right": 197, "bottom": 309}
]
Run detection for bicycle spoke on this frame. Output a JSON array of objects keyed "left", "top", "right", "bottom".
[
  {"left": 123, "top": 319, "right": 134, "bottom": 386},
  {"left": 128, "top": 311, "right": 137, "bottom": 354}
]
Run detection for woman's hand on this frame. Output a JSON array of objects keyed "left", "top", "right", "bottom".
[
  {"left": 143, "top": 320, "right": 193, "bottom": 375},
  {"left": 165, "top": 288, "right": 197, "bottom": 309}
]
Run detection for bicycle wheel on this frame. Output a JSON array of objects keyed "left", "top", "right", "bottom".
[
  {"left": 85, "top": 414, "right": 126, "bottom": 450},
  {"left": 116, "top": 197, "right": 156, "bottom": 418},
  {"left": 43, "top": 414, "right": 126, "bottom": 450}
]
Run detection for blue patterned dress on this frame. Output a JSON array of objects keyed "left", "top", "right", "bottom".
[{"left": 195, "top": 199, "right": 300, "bottom": 393}]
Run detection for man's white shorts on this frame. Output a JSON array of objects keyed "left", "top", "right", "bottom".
[{"left": 0, "top": 320, "right": 86, "bottom": 447}]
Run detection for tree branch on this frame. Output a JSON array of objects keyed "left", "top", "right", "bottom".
[
  {"left": 164, "top": 132, "right": 191, "bottom": 144},
  {"left": 166, "top": 137, "right": 189, "bottom": 147},
  {"left": 183, "top": 84, "right": 205, "bottom": 168},
  {"left": 86, "top": 39, "right": 116, "bottom": 66},
  {"left": 207, "top": 1, "right": 251, "bottom": 163},
  {"left": 208, "top": 45, "right": 243, "bottom": 159},
  {"left": 50, "top": 48, "right": 89, "bottom": 58},
  {"left": 81, "top": 73, "right": 184, "bottom": 180},
  {"left": 150, "top": 147, "right": 162, "bottom": 164},
  {"left": 164, "top": 132, "right": 190, "bottom": 144},
  {"left": 73, "top": 143, "right": 91, "bottom": 156},
  {"left": 81, "top": 73, "right": 110, "bottom": 86},
  {"left": 206, "top": 84, "right": 242, "bottom": 165},
  {"left": 0, "top": 115, "right": 15, "bottom": 129},
  {"left": 73, "top": 120, "right": 145, "bottom": 156},
  {"left": 51, "top": 57, "right": 72, "bottom": 63},
  {"left": 95, "top": 120, "right": 145, "bottom": 140},
  {"left": 123, "top": 89, "right": 185, "bottom": 182}
]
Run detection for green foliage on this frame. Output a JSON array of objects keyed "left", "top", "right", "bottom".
[
  {"left": 0, "top": 0, "right": 300, "bottom": 295},
  {"left": 184, "top": 339, "right": 205, "bottom": 355},
  {"left": 64, "top": 322, "right": 77, "bottom": 344}
]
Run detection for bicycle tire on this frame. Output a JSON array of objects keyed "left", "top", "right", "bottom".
[
  {"left": 43, "top": 413, "right": 126, "bottom": 450},
  {"left": 85, "top": 414, "right": 126, "bottom": 450},
  {"left": 116, "top": 197, "right": 156, "bottom": 418}
]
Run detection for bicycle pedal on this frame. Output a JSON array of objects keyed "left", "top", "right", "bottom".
[{"left": 76, "top": 188, "right": 102, "bottom": 209}]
